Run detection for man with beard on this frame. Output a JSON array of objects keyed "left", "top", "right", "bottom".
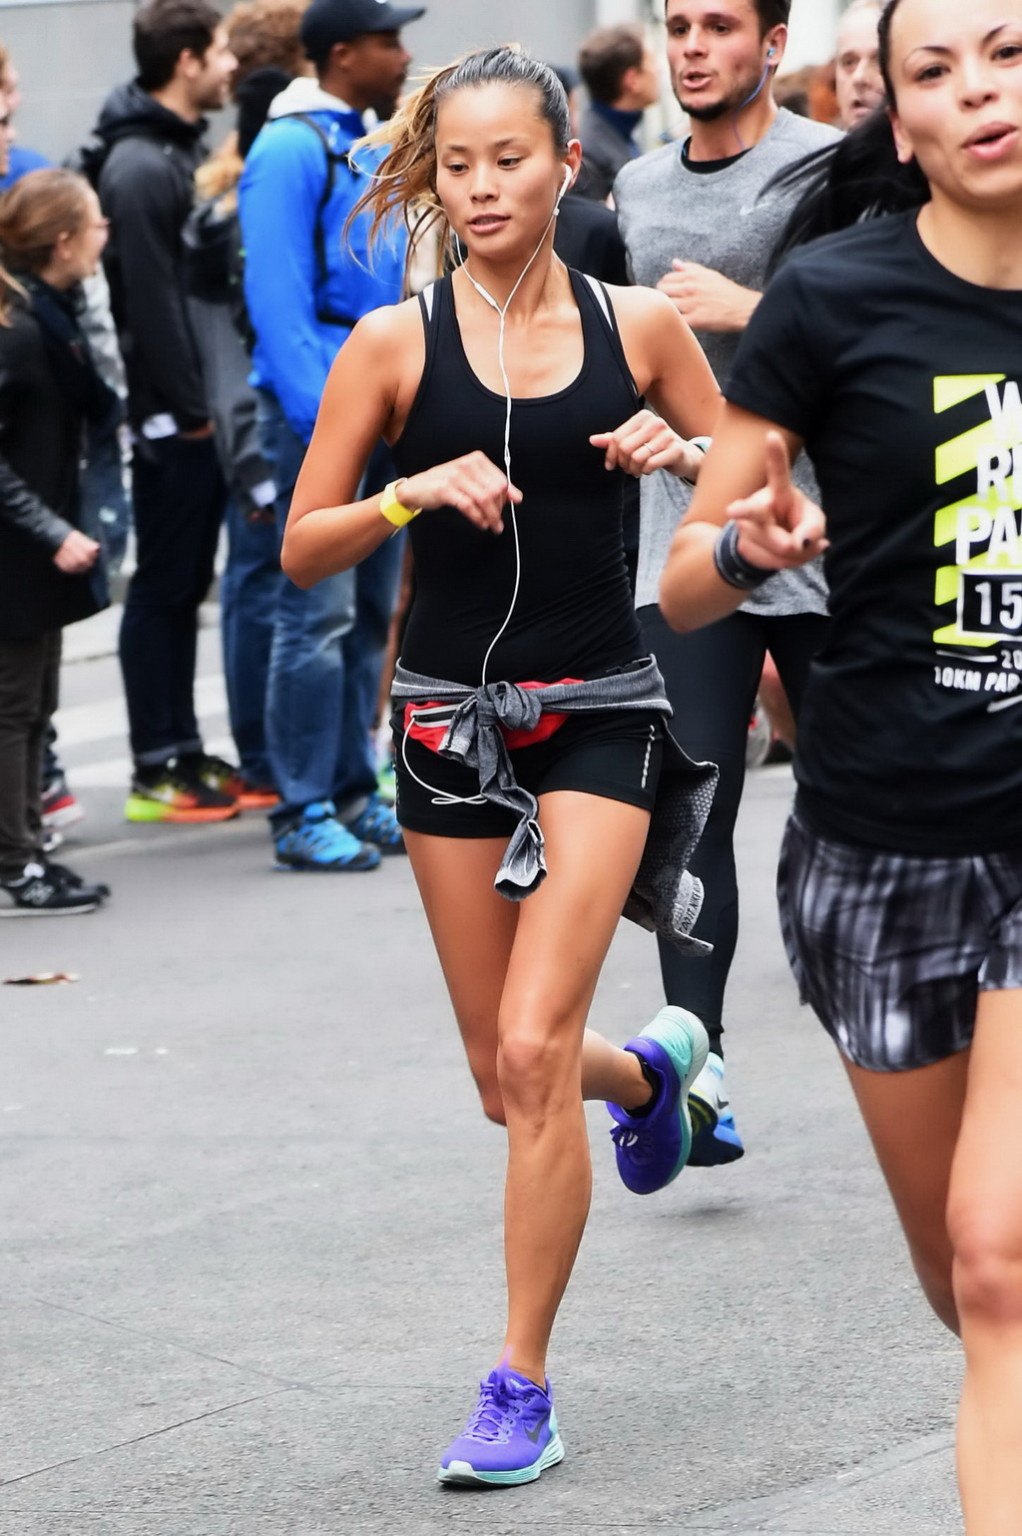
[
  {"left": 96, "top": 0, "right": 242, "bottom": 823},
  {"left": 613, "top": 0, "right": 839, "bottom": 1166}
]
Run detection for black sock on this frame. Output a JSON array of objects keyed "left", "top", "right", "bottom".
[
  {"left": 625, "top": 1051, "right": 661, "bottom": 1118},
  {"left": 134, "top": 761, "right": 168, "bottom": 787}
]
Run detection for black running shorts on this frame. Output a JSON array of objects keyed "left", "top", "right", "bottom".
[
  {"left": 778, "top": 812, "right": 1022, "bottom": 1072},
  {"left": 392, "top": 709, "right": 663, "bottom": 839}
]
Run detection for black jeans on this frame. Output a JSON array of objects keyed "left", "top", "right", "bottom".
[
  {"left": 119, "top": 434, "right": 226, "bottom": 767},
  {"left": 639, "top": 604, "right": 830, "bottom": 1055},
  {"left": 0, "top": 629, "right": 60, "bottom": 876}
]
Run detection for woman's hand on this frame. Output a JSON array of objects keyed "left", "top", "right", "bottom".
[
  {"left": 726, "top": 431, "right": 828, "bottom": 570},
  {"left": 400, "top": 452, "right": 523, "bottom": 536},
  {"left": 53, "top": 529, "right": 101, "bottom": 574},
  {"left": 590, "top": 409, "right": 703, "bottom": 480}
]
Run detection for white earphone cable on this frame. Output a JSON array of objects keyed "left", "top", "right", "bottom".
[{"left": 403, "top": 167, "right": 571, "bottom": 804}]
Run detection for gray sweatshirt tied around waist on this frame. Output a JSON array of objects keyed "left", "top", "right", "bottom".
[{"left": 392, "top": 657, "right": 718, "bottom": 955}]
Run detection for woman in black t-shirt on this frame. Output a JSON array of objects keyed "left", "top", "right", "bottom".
[
  {"left": 661, "top": 1, "right": 1022, "bottom": 1527},
  {"left": 278, "top": 49, "right": 720, "bottom": 1488}
]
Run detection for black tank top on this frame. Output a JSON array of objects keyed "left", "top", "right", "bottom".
[{"left": 392, "top": 267, "right": 645, "bottom": 685}]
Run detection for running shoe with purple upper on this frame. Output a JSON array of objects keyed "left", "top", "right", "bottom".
[
  {"left": 438, "top": 1365, "right": 564, "bottom": 1487},
  {"left": 608, "top": 1005, "right": 709, "bottom": 1195}
]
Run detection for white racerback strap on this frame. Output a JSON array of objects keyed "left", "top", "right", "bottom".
[{"left": 581, "top": 271, "right": 613, "bottom": 327}]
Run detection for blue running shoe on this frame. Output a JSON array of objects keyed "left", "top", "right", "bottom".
[
  {"left": 688, "top": 1051, "right": 746, "bottom": 1166},
  {"left": 438, "top": 1366, "right": 564, "bottom": 1487},
  {"left": 608, "top": 1006, "right": 709, "bottom": 1195},
  {"left": 274, "top": 801, "right": 380, "bottom": 872},
  {"left": 345, "top": 793, "right": 405, "bottom": 854}
]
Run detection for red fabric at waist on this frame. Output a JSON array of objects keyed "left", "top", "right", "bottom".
[{"left": 403, "top": 678, "right": 583, "bottom": 753}]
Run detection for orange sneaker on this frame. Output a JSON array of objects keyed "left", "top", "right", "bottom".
[
  {"left": 125, "top": 768, "right": 239, "bottom": 824},
  {"left": 236, "top": 784, "right": 280, "bottom": 811}
]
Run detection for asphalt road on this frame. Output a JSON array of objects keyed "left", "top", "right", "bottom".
[{"left": 1, "top": 612, "right": 962, "bottom": 1534}]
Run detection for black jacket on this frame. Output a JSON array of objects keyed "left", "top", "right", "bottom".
[
  {"left": 578, "top": 106, "right": 637, "bottom": 204},
  {"left": 0, "top": 286, "right": 114, "bottom": 639},
  {"left": 96, "top": 81, "right": 210, "bottom": 432},
  {"left": 553, "top": 194, "right": 629, "bottom": 286}
]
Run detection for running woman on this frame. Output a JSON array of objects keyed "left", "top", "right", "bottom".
[
  {"left": 661, "top": 2, "right": 1022, "bottom": 1527},
  {"left": 280, "top": 48, "right": 720, "bottom": 1487}
]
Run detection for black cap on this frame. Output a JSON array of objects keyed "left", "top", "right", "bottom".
[{"left": 301, "top": 0, "right": 426, "bottom": 57}]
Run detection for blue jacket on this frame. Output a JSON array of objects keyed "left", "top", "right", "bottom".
[{"left": 238, "top": 85, "right": 406, "bottom": 444}]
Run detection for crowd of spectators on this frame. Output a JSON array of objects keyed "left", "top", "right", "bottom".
[{"left": 0, "top": 0, "right": 877, "bottom": 916}]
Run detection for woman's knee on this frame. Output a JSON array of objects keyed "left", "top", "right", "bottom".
[
  {"left": 496, "top": 1016, "right": 580, "bottom": 1115},
  {"left": 947, "top": 1201, "right": 1022, "bottom": 1330}
]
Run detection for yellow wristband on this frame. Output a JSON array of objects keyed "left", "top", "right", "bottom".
[{"left": 379, "top": 479, "right": 421, "bottom": 528}]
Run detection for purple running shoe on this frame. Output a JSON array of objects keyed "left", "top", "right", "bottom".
[
  {"left": 608, "top": 1005, "right": 709, "bottom": 1195},
  {"left": 438, "top": 1366, "right": 564, "bottom": 1487}
]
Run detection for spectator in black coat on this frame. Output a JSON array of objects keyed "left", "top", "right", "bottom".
[
  {"left": 95, "top": 0, "right": 242, "bottom": 825},
  {"left": 576, "top": 24, "right": 659, "bottom": 202},
  {"left": 0, "top": 169, "right": 116, "bottom": 914}
]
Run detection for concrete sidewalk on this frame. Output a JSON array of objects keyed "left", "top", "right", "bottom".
[{"left": 2, "top": 652, "right": 961, "bottom": 1534}]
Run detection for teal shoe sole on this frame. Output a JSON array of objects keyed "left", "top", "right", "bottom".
[{"left": 438, "top": 1432, "right": 565, "bottom": 1487}]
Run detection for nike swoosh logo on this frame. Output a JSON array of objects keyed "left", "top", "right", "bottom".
[{"left": 525, "top": 1414, "right": 550, "bottom": 1444}]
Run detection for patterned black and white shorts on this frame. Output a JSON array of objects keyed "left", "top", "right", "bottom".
[{"left": 777, "top": 812, "right": 1022, "bottom": 1072}]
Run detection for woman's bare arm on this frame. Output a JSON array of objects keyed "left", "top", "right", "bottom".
[
  {"left": 282, "top": 303, "right": 521, "bottom": 589},
  {"left": 281, "top": 306, "right": 411, "bottom": 588},
  {"left": 659, "top": 404, "right": 826, "bottom": 632},
  {"left": 588, "top": 286, "right": 721, "bottom": 479}
]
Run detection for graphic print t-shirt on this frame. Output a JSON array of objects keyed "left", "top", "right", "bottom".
[{"left": 727, "top": 211, "right": 1022, "bottom": 855}]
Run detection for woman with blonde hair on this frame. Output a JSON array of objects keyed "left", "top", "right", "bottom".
[{"left": 0, "top": 169, "right": 115, "bottom": 913}]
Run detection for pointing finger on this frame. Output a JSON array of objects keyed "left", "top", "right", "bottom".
[{"left": 763, "top": 430, "right": 793, "bottom": 503}]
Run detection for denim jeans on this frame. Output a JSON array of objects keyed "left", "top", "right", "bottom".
[
  {"left": 257, "top": 392, "right": 403, "bottom": 826},
  {"left": 220, "top": 497, "right": 281, "bottom": 787},
  {"left": 119, "top": 433, "right": 227, "bottom": 766}
]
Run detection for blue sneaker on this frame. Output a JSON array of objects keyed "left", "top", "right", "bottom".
[
  {"left": 273, "top": 801, "right": 380, "bottom": 872},
  {"left": 688, "top": 1051, "right": 746, "bottom": 1166},
  {"left": 438, "top": 1366, "right": 564, "bottom": 1487},
  {"left": 345, "top": 793, "right": 405, "bottom": 854},
  {"left": 608, "top": 1006, "right": 709, "bottom": 1195}
]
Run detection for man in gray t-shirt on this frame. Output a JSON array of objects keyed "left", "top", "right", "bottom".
[{"left": 613, "top": 0, "right": 840, "bottom": 1166}]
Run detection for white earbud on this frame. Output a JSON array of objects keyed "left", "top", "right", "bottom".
[{"left": 555, "top": 165, "right": 573, "bottom": 210}]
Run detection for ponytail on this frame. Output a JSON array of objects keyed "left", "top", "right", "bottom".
[{"left": 767, "top": 104, "right": 928, "bottom": 274}]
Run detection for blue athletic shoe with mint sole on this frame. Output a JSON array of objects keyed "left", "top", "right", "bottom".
[
  {"left": 438, "top": 1366, "right": 564, "bottom": 1487},
  {"left": 345, "top": 792, "right": 405, "bottom": 854},
  {"left": 273, "top": 800, "right": 380, "bottom": 872},
  {"left": 688, "top": 1051, "right": 746, "bottom": 1166},
  {"left": 608, "top": 1006, "right": 709, "bottom": 1195}
]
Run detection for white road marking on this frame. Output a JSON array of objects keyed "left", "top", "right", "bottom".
[{"left": 54, "top": 674, "right": 229, "bottom": 749}]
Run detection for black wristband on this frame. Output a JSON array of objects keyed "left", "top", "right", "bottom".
[{"left": 712, "top": 519, "right": 773, "bottom": 591}]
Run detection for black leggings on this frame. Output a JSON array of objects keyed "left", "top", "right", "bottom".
[{"left": 639, "top": 605, "right": 829, "bottom": 1055}]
